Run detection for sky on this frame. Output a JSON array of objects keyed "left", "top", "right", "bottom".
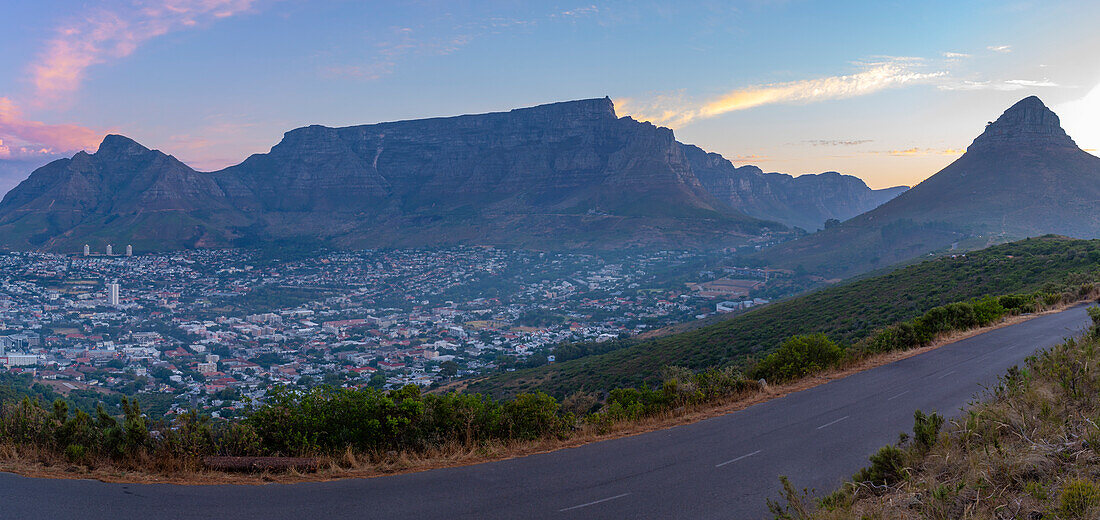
[{"left": 2, "top": 0, "right": 1100, "bottom": 194}]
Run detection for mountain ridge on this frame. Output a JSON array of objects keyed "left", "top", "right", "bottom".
[
  {"left": 682, "top": 143, "right": 907, "bottom": 231},
  {"left": 0, "top": 98, "right": 904, "bottom": 251}
]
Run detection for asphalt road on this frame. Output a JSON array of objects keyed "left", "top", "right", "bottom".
[{"left": 3, "top": 304, "right": 1094, "bottom": 520}]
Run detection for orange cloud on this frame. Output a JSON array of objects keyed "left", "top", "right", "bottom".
[
  {"left": 31, "top": 0, "right": 260, "bottom": 102},
  {"left": 619, "top": 59, "right": 946, "bottom": 128},
  {"left": 0, "top": 97, "right": 102, "bottom": 156}
]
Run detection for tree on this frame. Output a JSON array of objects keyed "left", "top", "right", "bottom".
[
  {"left": 368, "top": 372, "right": 388, "bottom": 389},
  {"left": 439, "top": 361, "right": 459, "bottom": 378}
]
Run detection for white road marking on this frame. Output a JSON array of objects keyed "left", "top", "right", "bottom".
[
  {"left": 816, "top": 415, "right": 850, "bottom": 430},
  {"left": 938, "top": 370, "right": 957, "bottom": 379},
  {"left": 558, "top": 493, "right": 631, "bottom": 512},
  {"left": 716, "top": 449, "right": 762, "bottom": 468},
  {"left": 887, "top": 390, "right": 909, "bottom": 401}
]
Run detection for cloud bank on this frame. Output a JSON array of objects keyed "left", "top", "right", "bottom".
[{"left": 0, "top": 97, "right": 102, "bottom": 158}]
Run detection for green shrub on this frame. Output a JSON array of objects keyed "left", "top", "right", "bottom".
[
  {"left": 1025, "top": 480, "right": 1048, "bottom": 501},
  {"left": 1059, "top": 479, "right": 1100, "bottom": 519},
  {"left": 912, "top": 410, "right": 944, "bottom": 452},
  {"left": 64, "top": 443, "right": 87, "bottom": 464},
  {"left": 998, "top": 293, "right": 1033, "bottom": 312},
  {"left": 970, "top": 296, "right": 1007, "bottom": 326},
  {"left": 750, "top": 334, "right": 844, "bottom": 382},
  {"left": 853, "top": 445, "right": 906, "bottom": 486},
  {"left": 496, "top": 392, "right": 568, "bottom": 440}
]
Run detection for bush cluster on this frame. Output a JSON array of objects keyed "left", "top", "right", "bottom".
[
  {"left": 749, "top": 334, "right": 844, "bottom": 383},
  {"left": 0, "top": 397, "right": 259, "bottom": 467},
  {"left": 586, "top": 366, "right": 760, "bottom": 430},
  {"left": 245, "top": 385, "right": 571, "bottom": 455}
]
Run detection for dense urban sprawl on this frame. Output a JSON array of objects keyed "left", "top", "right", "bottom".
[{"left": 0, "top": 247, "right": 782, "bottom": 417}]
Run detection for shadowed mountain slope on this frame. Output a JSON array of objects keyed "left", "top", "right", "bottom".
[{"left": 762, "top": 96, "right": 1100, "bottom": 277}]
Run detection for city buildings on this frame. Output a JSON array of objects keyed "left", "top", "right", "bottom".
[
  {"left": 0, "top": 247, "right": 781, "bottom": 415},
  {"left": 107, "top": 282, "right": 120, "bottom": 306}
]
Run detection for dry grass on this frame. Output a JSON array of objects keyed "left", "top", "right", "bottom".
[
  {"left": 2, "top": 301, "right": 1092, "bottom": 486},
  {"left": 794, "top": 322, "right": 1100, "bottom": 519}
]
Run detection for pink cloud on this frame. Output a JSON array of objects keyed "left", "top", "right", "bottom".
[
  {"left": 31, "top": 0, "right": 260, "bottom": 102},
  {"left": 0, "top": 97, "right": 103, "bottom": 156}
]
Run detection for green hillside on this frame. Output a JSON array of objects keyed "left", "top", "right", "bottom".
[{"left": 466, "top": 236, "right": 1100, "bottom": 398}]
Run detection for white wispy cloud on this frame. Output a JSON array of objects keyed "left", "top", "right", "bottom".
[
  {"left": 987, "top": 45, "right": 1012, "bottom": 53},
  {"left": 943, "top": 51, "right": 970, "bottom": 59},
  {"left": 557, "top": 5, "right": 599, "bottom": 18},
  {"left": 939, "top": 78, "right": 1059, "bottom": 91},
  {"left": 617, "top": 59, "right": 945, "bottom": 128},
  {"left": 804, "top": 139, "right": 873, "bottom": 146}
]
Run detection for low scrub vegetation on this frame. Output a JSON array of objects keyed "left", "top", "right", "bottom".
[
  {"left": 748, "top": 286, "right": 1095, "bottom": 385},
  {"left": 1, "top": 285, "right": 1092, "bottom": 478},
  {"left": 770, "top": 307, "right": 1100, "bottom": 519},
  {"left": 469, "top": 236, "right": 1100, "bottom": 397}
]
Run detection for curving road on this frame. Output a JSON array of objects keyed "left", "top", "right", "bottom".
[{"left": 3, "top": 304, "right": 1094, "bottom": 520}]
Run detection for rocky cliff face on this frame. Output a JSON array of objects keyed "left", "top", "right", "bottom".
[
  {"left": 207, "top": 97, "right": 763, "bottom": 248},
  {"left": 684, "top": 144, "right": 907, "bottom": 231},
  {"left": 0, "top": 98, "right": 904, "bottom": 251},
  {"left": 215, "top": 98, "right": 717, "bottom": 216}
]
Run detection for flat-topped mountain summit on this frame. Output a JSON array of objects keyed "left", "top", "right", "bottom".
[
  {"left": 0, "top": 98, "right": 903, "bottom": 251},
  {"left": 764, "top": 96, "right": 1100, "bottom": 276}
]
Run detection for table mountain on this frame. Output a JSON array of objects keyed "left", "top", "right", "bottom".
[
  {"left": 209, "top": 98, "right": 779, "bottom": 249},
  {"left": 763, "top": 96, "right": 1100, "bottom": 277},
  {"left": 0, "top": 98, "right": 902, "bottom": 252}
]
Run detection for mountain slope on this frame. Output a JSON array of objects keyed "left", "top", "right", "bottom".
[
  {"left": 0, "top": 135, "right": 249, "bottom": 251},
  {"left": 466, "top": 236, "right": 1100, "bottom": 398},
  {"left": 684, "top": 144, "right": 907, "bottom": 231},
  {"left": 763, "top": 96, "right": 1100, "bottom": 277}
]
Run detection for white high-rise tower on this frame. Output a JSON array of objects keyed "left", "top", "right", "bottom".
[
  {"left": 125, "top": 244, "right": 133, "bottom": 257},
  {"left": 107, "top": 282, "right": 120, "bottom": 306},
  {"left": 83, "top": 244, "right": 90, "bottom": 256},
  {"left": 105, "top": 244, "right": 113, "bottom": 256}
]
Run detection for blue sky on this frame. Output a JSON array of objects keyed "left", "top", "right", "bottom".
[{"left": 2, "top": 0, "right": 1099, "bottom": 193}]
